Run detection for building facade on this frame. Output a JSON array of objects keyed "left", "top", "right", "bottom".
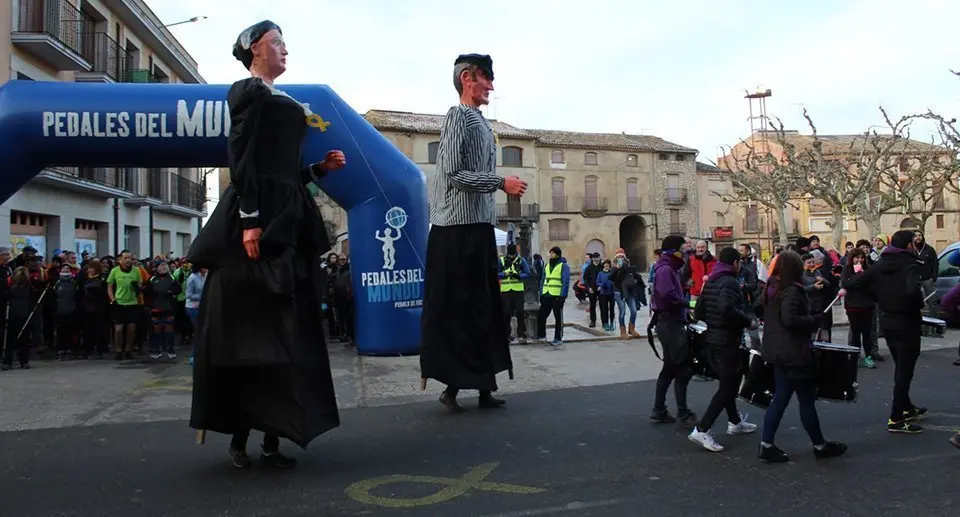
[
  {"left": 0, "top": 0, "right": 206, "bottom": 259},
  {"left": 307, "top": 109, "right": 701, "bottom": 271}
]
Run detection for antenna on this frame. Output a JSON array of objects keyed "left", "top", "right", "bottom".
[{"left": 744, "top": 87, "right": 772, "bottom": 135}]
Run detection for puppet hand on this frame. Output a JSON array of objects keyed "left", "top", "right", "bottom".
[
  {"left": 838, "top": 288, "right": 847, "bottom": 298},
  {"left": 502, "top": 176, "right": 527, "bottom": 196},
  {"left": 319, "top": 150, "right": 346, "bottom": 172},
  {"left": 242, "top": 228, "right": 263, "bottom": 260}
]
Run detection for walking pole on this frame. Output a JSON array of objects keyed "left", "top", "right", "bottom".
[
  {"left": 14, "top": 283, "right": 51, "bottom": 344},
  {"left": 0, "top": 304, "right": 9, "bottom": 360}
]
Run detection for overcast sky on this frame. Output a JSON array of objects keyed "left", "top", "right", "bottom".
[{"left": 149, "top": 0, "right": 960, "bottom": 163}]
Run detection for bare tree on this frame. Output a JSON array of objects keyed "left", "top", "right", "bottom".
[
  {"left": 878, "top": 129, "right": 958, "bottom": 233},
  {"left": 713, "top": 135, "right": 807, "bottom": 247}
]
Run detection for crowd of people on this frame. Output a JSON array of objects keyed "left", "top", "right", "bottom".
[{"left": 0, "top": 245, "right": 206, "bottom": 370}]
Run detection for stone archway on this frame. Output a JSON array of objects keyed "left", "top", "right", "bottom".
[
  {"left": 619, "top": 215, "right": 648, "bottom": 270},
  {"left": 585, "top": 238, "right": 605, "bottom": 258}
]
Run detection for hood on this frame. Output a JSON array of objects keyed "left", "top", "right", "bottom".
[
  {"left": 656, "top": 253, "right": 684, "bottom": 271},
  {"left": 708, "top": 262, "right": 737, "bottom": 281},
  {"left": 873, "top": 246, "right": 922, "bottom": 274}
]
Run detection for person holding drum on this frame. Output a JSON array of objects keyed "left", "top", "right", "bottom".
[
  {"left": 839, "top": 247, "right": 878, "bottom": 369},
  {"left": 688, "top": 247, "right": 760, "bottom": 452},
  {"left": 757, "top": 250, "right": 847, "bottom": 463}
]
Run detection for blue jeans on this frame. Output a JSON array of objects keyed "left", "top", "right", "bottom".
[
  {"left": 186, "top": 307, "right": 199, "bottom": 360},
  {"left": 614, "top": 292, "right": 637, "bottom": 326},
  {"left": 761, "top": 365, "right": 826, "bottom": 446}
]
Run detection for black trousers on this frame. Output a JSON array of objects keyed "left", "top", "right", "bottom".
[
  {"left": 83, "top": 311, "right": 110, "bottom": 356},
  {"left": 846, "top": 309, "right": 874, "bottom": 357},
  {"left": 3, "top": 316, "right": 30, "bottom": 366},
  {"left": 654, "top": 318, "right": 693, "bottom": 413},
  {"left": 231, "top": 430, "right": 280, "bottom": 452},
  {"left": 885, "top": 327, "right": 921, "bottom": 422},
  {"left": 598, "top": 294, "right": 614, "bottom": 326},
  {"left": 501, "top": 290, "right": 526, "bottom": 338},
  {"left": 698, "top": 371, "right": 742, "bottom": 431},
  {"left": 588, "top": 292, "right": 598, "bottom": 325},
  {"left": 536, "top": 295, "right": 563, "bottom": 342},
  {"left": 334, "top": 295, "right": 353, "bottom": 340}
]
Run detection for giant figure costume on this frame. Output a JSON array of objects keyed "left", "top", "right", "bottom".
[
  {"left": 187, "top": 21, "right": 340, "bottom": 457},
  {"left": 419, "top": 54, "right": 513, "bottom": 410}
]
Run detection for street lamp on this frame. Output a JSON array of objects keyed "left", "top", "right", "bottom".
[{"left": 164, "top": 16, "right": 207, "bottom": 28}]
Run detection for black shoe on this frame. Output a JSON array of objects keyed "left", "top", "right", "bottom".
[
  {"left": 1, "top": 364, "right": 10, "bottom": 371},
  {"left": 887, "top": 419, "right": 923, "bottom": 433},
  {"left": 813, "top": 441, "right": 847, "bottom": 459},
  {"left": 758, "top": 444, "right": 789, "bottom": 463},
  {"left": 676, "top": 410, "right": 698, "bottom": 427},
  {"left": 650, "top": 408, "right": 676, "bottom": 423},
  {"left": 115, "top": 352, "right": 123, "bottom": 361},
  {"left": 439, "top": 391, "right": 464, "bottom": 413},
  {"left": 260, "top": 448, "right": 297, "bottom": 469},
  {"left": 871, "top": 353, "right": 884, "bottom": 362},
  {"left": 903, "top": 406, "right": 928, "bottom": 421},
  {"left": 479, "top": 394, "right": 506, "bottom": 409},
  {"left": 20, "top": 363, "right": 30, "bottom": 370},
  {"left": 229, "top": 447, "right": 252, "bottom": 469}
]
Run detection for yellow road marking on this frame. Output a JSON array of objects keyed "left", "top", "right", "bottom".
[{"left": 345, "top": 462, "right": 545, "bottom": 508}]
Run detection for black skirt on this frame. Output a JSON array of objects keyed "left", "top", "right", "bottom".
[
  {"left": 188, "top": 245, "right": 340, "bottom": 449},
  {"left": 419, "top": 223, "right": 512, "bottom": 391}
]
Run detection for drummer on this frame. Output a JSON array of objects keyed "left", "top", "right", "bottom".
[{"left": 688, "top": 247, "right": 760, "bottom": 452}]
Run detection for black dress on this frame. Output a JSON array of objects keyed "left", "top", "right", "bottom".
[{"left": 186, "top": 77, "right": 340, "bottom": 448}]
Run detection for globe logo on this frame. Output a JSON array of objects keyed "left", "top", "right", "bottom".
[{"left": 386, "top": 206, "right": 408, "bottom": 230}]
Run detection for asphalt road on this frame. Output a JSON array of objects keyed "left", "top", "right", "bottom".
[{"left": 2, "top": 348, "right": 959, "bottom": 517}]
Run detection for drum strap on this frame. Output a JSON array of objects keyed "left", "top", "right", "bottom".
[{"left": 646, "top": 311, "right": 663, "bottom": 361}]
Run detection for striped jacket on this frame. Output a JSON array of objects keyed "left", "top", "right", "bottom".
[{"left": 429, "top": 104, "right": 504, "bottom": 226}]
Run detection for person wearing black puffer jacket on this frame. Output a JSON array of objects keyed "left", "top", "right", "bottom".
[
  {"left": 688, "top": 247, "right": 759, "bottom": 452},
  {"left": 757, "top": 250, "right": 847, "bottom": 463},
  {"left": 844, "top": 230, "right": 927, "bottom": 434},
  {"left": 839, "top": 247, "right": 877, "bottom": 369}
]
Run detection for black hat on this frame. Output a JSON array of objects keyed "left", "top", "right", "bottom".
[
  {"left": 233, "top": 20, "right": 282, "bottom": 70},
  {"left": 454, "top": 53, "right": 494, "bottom": 80},
  {"left": 718, "top": 247, "right": 741, "bottom": 265}
]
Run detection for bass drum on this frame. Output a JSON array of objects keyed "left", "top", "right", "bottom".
[
  {"left": 686, "top": 322, "right": 716, "bottom": 380},
  {"left": 739, "top": 349, "right": 774, "bottom": 409},
  {"left": 814, "top": 342, "right": 859, "bottom": 403}
]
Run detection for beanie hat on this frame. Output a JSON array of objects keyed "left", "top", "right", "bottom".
[
  {"left": 614, "top": 248, "right": 626, "bottom": 260},
  {"left": 874, "top": 234, "right": 888, "bottom": 246}
]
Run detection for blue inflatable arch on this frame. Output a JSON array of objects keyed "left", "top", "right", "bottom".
[{"left": 0, "top": 81, "right": 427, "bottom": 356}]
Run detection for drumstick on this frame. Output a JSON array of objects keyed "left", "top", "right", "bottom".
[
  {"left": 923, "top": 290, "right": 937, "bottom": 302},
  {"left": 196, "top": 429, "right": 206, "bottom": 445},
  {"left": 823, "top": 293, "right": 841, "bottom": 313},
  {"left": 420, "top": 377, "right": 427, "bottom": 391}
]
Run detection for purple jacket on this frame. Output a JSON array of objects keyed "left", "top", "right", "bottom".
[
  {"left": 651, "top": 253, "right": 687, "bottom": 321},
  {"left": 941, "top": 282, "right": 960, "bottom": 318}
]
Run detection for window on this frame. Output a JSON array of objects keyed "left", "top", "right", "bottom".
[
  {"left": 551, "top": 150, "right": 565, "bottom": 164},
  {"left": 502, "top": 146, "right": 523, "bottom": 167},
  {"left": 658, "top": 153, "right": 668, "bottom": 160},
  {"left": 936, "top": 214, "right": 945, "bottom": 229},
  {"left": 626, "top": 154, "right": 638, "bottom": 167},
  {"left": 669, "top": 209, "right": 680, "bottom": 225},
  {"left": 675, "top": 154, "right": 686, "bottom": 162},
  {"left": 584, "top": 152, "right": 598, "bottom": 165},
  {"left": 716, "top": 212, "right": 725, "bottom": 226},
  {"left": 939, "top": 249, "right": 960, "bottom": 278},
  {"left": 745, "top": 205, "right": 759, "bottom": 232},
  {"left": 551, "top": 178, "right": 566, "bottom": 211},
  {"left": 16, "top": 72, "right": 34, "bottom": 81},
  {"left": 626, "top": 179, "right": 639, "bottom": 211},
  {"left": 584, "top": 175, "right": 598, "bottom": 199},
  {"left": 548, "top": 219, "right": 570, "bottom": 241},
  {"left": 427, "top": 142, "right": 439, "bottom": 164}
]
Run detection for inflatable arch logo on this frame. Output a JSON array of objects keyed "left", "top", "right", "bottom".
[{"left": 0, "top": 81, "right": 427, "bottom": 356}]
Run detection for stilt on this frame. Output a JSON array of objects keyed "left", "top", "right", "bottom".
[
  {"left": 420, "top": 377, "right": 427, "bottom": 391},
  {"left": 196, "top": 429, "right": 206, "bottom": 445},
  {"left": 508, "top": 368, "right": 514, "bottom": 380}
]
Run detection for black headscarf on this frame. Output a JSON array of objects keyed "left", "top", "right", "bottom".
[{"left": 232, "top": 20, "right": 282, "bottom": 70}]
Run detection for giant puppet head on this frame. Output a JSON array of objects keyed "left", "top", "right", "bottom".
[
  {"left": 453, "top": 53, "right": 495, "bottom": 106},
  {"left": 232, "top": 20, "right": 287, "bottom": 79}
]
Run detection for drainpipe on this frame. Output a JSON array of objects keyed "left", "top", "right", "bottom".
[
  {"left": 113, "top": 198, "right": 120, "bottom": 255},
  {"left": 148, "top": 205, "right": 154, "bottom": 258}
]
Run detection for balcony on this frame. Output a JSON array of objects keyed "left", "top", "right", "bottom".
[
  {"left": 626, "top": 198, "right": 641, "bottom": 212},
  {"left": 552, "top": 196, "right": 568, "bottom": 212},
  {"left": 496, "top": 202, "right": 539, "bottom": 222},
  {"left": 666, "top": 223, "right": 688, "bottom": 236},
  {"left": 124, "top": 69, "right": 169, "bottom": 83},
  {"left": 32, "top": 166, "right": 133, "bottom": 198},
  {"left": 12, "top": 0, "right": 94, "bottom": 71},
  {"left": 581, "top": 196, "right": 608, "bottom": 216},
  {"left": 124, "top": 169, "right": 205, "bottom": 216},
  {"left": 665, "top": 187, "right": 688, "bottom": 205},
  {"left": 76, "top": 32, "right": 131, "bottom": 83}
]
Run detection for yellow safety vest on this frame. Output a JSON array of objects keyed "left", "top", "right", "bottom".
[
  {"left": 500, "top": 256, "right": 524, "bottom": 292},
  {"left": 542, "top": 262, "right": 564, "bottom": 296}
]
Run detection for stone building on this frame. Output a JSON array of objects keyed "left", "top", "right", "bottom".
[{"left": 309, "top": 109, "right": 700, "bottom": 270}]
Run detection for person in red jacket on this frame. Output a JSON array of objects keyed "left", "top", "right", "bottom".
[{"left": 688, "top": 240, "right": 717, "bottom": 301}]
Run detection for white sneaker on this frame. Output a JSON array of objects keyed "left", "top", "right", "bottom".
[
  {"left": 167, "top": 353, "right": 177, "bottom": 359},
  {"left": 150, "top": 353, "right": 162, "bottom": 360},
  {"left": 727, "top": 417, "right": 758, "bottom": 435},
  {"left": 688, "top": 428, "right": 724, "bottom": 452}
]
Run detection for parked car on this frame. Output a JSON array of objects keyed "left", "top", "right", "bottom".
[{"left": 933, "top": 241, "right": 960, "bottom": 324}]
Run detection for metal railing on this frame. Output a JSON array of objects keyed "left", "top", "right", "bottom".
[
  {"left": 81, "top": 32, "right": 130, "bottom": 82},
  {"left": 124, "top": 69, "right": 168, "bottom": 83},
  {"left": 15, "top": 0, "right": 94, "bottom": 58},
  {"left": 582, "top": 196, "right": 608, "bottom": 211},
  {"left": 44, "top": 166, "right": 125, "bottom": 189},
  {"left": 665, "top": 187, "right": 688, "bottom": 204},
  {"left": 496, "top": 202, "right": 539, "bottom": 221},
  {"left": 666, "top": 223, "right": 687, "bottom": 235},
  {"left": 170, "top": 173, "right": 205, "bottom": 211}
]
